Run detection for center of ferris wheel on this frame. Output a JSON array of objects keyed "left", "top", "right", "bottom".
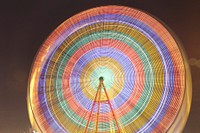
[
  {"left": 98, "top": 76, "right": 104, "bottom": 90},
  {"left": 99, "top": 76, "right": 104, "bottom": 81},
  {"left": 90, "top": 66, "right": 115, "bottom": 91},
  {"left": 79, "top": 58, "right": 125, "bottom": 101}
]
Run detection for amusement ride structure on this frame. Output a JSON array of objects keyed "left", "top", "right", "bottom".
[{"left": 27, "top": 6, "right": 192, "bottom": 133}]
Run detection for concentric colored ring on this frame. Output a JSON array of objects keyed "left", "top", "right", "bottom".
[{"left": 27, "top": 5, "right": 191, "bottom": 133}]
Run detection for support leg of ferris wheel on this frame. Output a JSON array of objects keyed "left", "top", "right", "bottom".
[
  {"left": 84, "top": 85, "right": 100, "bottom": 133},
  {"left": 102, "top": 82, "right": 121, "bottom": 133},
  {"left": 96, "top": 80, "right": 101, "bottom": 132},
  {"left": 84, "top": 77, "right": 121, "bottom": 133}
]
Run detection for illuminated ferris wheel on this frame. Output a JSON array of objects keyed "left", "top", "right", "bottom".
[{"left": 27, "top": 6, "right": 192, "bottom": 133}]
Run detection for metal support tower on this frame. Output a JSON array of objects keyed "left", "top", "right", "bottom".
[{"left": 84, "top": 77, "right": 120, "bottom": 133}]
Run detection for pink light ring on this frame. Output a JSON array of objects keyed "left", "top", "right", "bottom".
[
  {"left": 69, "top": 47, "right": 134, "bottom": 111},
  {"left": 154, "top": 63, "right": 185, "bottom": 131},
  {"left": 38, "top": 48, "right": 69, "bottom": 132},
  {"left": 38, "top": 6, "right": 180, "bottom": 76},
  {"left": 62, "top": 39, "right": 146, "bottom": 122}
]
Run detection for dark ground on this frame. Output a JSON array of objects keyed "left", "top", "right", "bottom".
[{"left": 0, "top": 0, "right": 199, "bottom": 132}]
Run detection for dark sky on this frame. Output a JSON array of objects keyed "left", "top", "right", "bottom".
[{"left": 0, "top": 0, "right": 200, "bottom": 132}]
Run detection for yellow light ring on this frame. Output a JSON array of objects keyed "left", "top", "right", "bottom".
[{"left": 80, "top": 57, "right": 125, "bottom": 101}]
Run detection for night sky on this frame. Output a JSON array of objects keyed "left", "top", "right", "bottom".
[{"left": 0, "top": 0, "right": 200, "bottom": 132}]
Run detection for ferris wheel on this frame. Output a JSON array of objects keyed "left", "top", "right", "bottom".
[{"left": 27, "top": 5, "right": 192, "bottom": 133}]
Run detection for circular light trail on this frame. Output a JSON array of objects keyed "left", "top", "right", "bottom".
[{"left": 27, "top": 5, "right": 192, "bottom": 133}]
